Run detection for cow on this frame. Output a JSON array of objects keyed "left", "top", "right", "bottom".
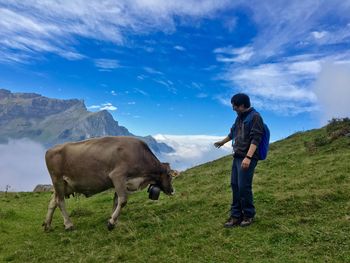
[{"left": 42, "top": 136, "right": 175, "bottom": 231}]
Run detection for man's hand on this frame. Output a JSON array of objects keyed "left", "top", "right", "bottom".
[
  {"left": 214, "top": 141, "right": 224, "bottom": 148},
  {"left": 241, "top": 157, "right": 251, "bottom": 170},
  {"left": 214, "top": 136, "right": 231, "bottom": 148}
]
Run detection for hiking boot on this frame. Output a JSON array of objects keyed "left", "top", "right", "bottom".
[
  {"left": 240, "top": 217, "right": 254, "bottom": 227},
  {"left": 224, "top": 217, "right": 241, "bottom": 228}
]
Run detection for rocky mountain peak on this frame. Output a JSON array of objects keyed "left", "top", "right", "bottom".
[{"left": 0, "top": 89, "right": 173, "bottom": 154}]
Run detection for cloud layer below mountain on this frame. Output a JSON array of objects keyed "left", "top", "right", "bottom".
[
  {"left": 154, "top": 134, "right": 231, "bottom": 171},
  {"left": 0, "top": 139, "right": 50, "bottom": 192}
]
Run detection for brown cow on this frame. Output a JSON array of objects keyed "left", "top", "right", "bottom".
[{"left": 42, "top": 136, "right": 175, "bottom": 231}]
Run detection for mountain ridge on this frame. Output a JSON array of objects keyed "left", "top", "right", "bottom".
[{"left": 0, "top": 89, "right": 173, "bottom": 154}]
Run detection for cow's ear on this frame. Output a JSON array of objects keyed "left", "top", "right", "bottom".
[{"left": 162, "top": 162, "right": 171, "bottom": 171}]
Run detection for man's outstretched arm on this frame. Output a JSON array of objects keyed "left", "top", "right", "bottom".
[{"left": 214, "top": 136, "right": 231, "bottom": 148}]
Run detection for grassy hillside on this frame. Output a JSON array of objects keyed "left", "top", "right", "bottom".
[{"left": 1, "top": 119, "right": 349, "bottom": 262}]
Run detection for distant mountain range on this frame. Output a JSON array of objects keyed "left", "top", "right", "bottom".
[{"left": 0, "top": 89, "right": 173, "bottom": 154}]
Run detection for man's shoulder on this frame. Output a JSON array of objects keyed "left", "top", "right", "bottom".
[
  {"left": 247, "top": 109, "right": 263, "bottom": 124},
  {"left": 245, "top": 108, "right": 259, "bottom": 118}
]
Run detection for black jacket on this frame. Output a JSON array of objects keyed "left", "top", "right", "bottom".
[{"left": 228, "top": 107, "right": 264, "bottom": 159}]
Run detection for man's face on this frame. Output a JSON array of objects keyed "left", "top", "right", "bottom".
[{"left": 232, "top": 104, "right": 245, "bottom": 114}]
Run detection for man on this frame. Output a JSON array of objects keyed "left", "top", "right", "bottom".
[{"left": 214, "top": 93, "right": 264, "bottom": 227}]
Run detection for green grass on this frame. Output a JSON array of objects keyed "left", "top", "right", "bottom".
[{"left": 1, "top": 120, "right": 350, "bottom": 262}]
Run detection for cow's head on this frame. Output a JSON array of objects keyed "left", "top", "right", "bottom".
[{"left": 159, "top": 162, "right": 175, "bottom": 195}]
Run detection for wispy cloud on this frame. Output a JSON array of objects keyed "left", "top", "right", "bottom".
[
  {"left": 191, "top": 82, "right": 203, "bottom": 90},
  {"left": 244, "top": 1, "right": 350, "bottom": 60},
  {"left": 134, "top": 88, "right": 148, "bottom": 96},
  {"left": 94, "top": 59, "right": 120, "bottom": 71},
  {"left": 153, "top": 79, "right": 177, "bottom": 94},
  {"left": 214, "top": 46, "right": 254, "bottom": 63},
  {"left": 0, "top": 7, "right": 85, "bottom": 63},
  {"left": 144, "top": 67, "right": 163, "bottom": 75},
  {"left": 0, "top": 1, "right": 232, "bottom": 64}
]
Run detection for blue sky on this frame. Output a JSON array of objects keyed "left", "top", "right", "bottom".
[{"left": 1, "top": 1, "right": 350, "bottom": 141}]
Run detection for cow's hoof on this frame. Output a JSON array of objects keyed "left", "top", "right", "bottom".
[
  {"left": 42, "top": 222, "right": 51, "bottom": 232},
  {"left": 107, "top": 221, "right": 115, "bottom": 231},
  {"left": 65, "top": 225, "right": 75, "bottom": 231}
]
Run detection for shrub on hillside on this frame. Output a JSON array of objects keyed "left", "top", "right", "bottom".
[
  {"left": 326, "top": 118, "right": 350, "bottom": 141},
  {"left": 304, "top": 118, "right": 350, "bottom": 153}
]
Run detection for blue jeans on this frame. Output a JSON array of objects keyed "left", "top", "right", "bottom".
[{"left": 231, "top": 157, "right": 258, "bottom": 219}]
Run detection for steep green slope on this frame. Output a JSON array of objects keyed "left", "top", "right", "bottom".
[{"left": 0, "top": 119, "right": 349, "bottom": 262}]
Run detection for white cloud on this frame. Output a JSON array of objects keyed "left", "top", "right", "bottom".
[
  {"left": 214, "top": 46, "right": 254, "bottom": 63},
  {"left": 174, "top": 45, "right": 186, "bottom": 51},
  {"left": 0, "top": 139, "right": 50, "bottom": 192},
  {"left": 222, "top": 61, "right": 319, "bottom": 114},
  {"left": 144, "top": 67, "right": 163, "bottom": 75},
  {"left": 286, "top": 60, "right": 322, "bottom": 75},
  {"left": 1, "top": 1, "right": 349, "bottom": 66},
  {"left": 0, "top": 1, "right": 232, "bottom": 63},
  {"left": 153, "top": 134, "right": 231, "bottom": 171},
  {"left": 0, "top": 7, "right": 85, "bottom": 63},
  {"left": 313, "top": 62, "right": 350, "bottom": 124},
  {"left": 132, "top": 0, "right": 231, "bottom": 16},
  {"left": 100, "top": 102, "right": 117, "bottom": 111},
  {"left": 87, "top": 105, "right": 100, "bottom": 110},
  {"left": 218, "top": 49, "right": 350, "bottom": 116},
  {"left": 209, "top": 1, "right": 350, "bottom": 118},
  {"left": 245, "top": 1, "right": 350, "bottom": 60},
  {"left": 312, "top": 31, "right": 328, "bottom": 39},
  {"left": 310, "top": 28, "right": 350, "bottom": 46},
  {"left": 94, "top": 59, "right": 120, "bottom": 71},
  {"left": 134, "top": 88, "right": 148, "bottom": 96},
  {"left": 88, "top": 102, "right": 117, "bottom": 111},
  {"left": 137, "top": 75, "right": 146, "bottom": 80}
]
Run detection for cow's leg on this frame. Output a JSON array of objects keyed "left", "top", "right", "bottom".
[
  {"left": 57, "top": 197, "right": 74, "bottom": 231},
  {"left": 107, "top": 172, "right": 128, "bottom": 230},
  {"left": 42, "top": 193, "right": 57, "bottom": 231},
  {"left": 112, "top": 192, "right": 118, "bottom": 212},
  {"left": 54, "top": 179, "right": 74, "bottom": 231}
]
